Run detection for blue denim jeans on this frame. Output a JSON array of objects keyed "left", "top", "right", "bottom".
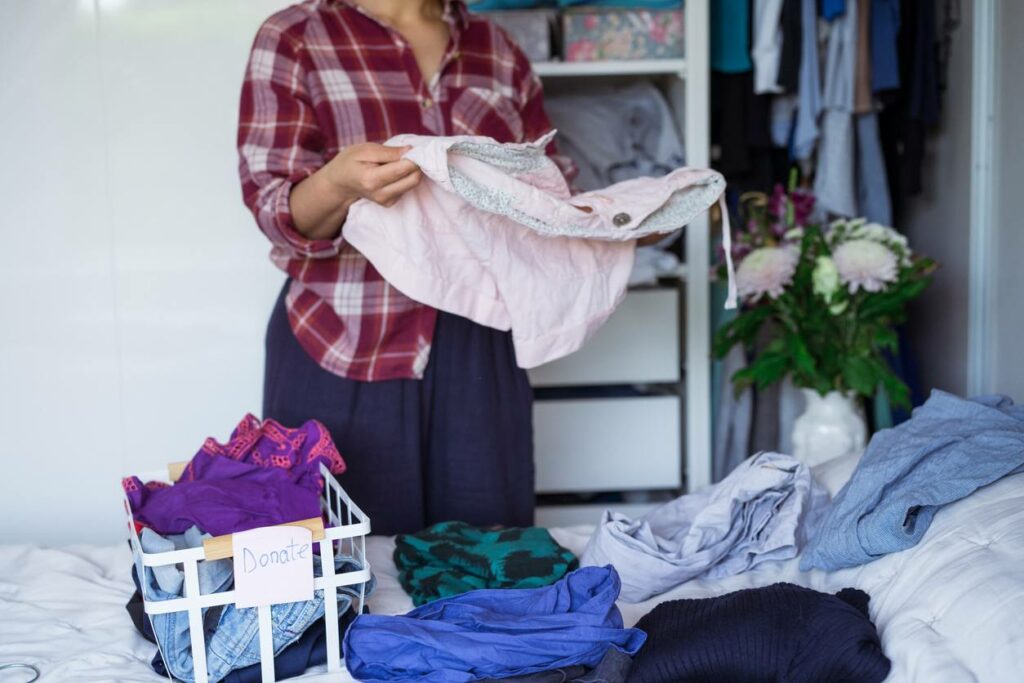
[{"left": 137, "top": 527, "right": 374, "bottom": 683}]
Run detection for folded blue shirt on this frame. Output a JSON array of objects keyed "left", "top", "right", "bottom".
[
  {"left": 801, "top": 391, "right": 1024, "bottom": 571},
  {"left": 343, "top": 565, "right": 646, "bottom": 683}
]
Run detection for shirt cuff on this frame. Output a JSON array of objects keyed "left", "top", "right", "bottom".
[{"left": 264, "top": 170, "right": 343, "bottom": 259}]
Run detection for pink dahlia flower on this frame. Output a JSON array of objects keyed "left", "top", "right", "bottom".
[
  {"left": 736, "top": 246, "right": 799, "bottom": 302},
  {"left": 833, "top": 239, "right": 899, "bottom": 293}
]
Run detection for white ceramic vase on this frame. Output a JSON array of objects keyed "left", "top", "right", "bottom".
[{"left": 791, "top": 389, "right": 867, "bottom": 467}]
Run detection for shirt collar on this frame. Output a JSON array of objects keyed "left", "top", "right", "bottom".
[{"left": 331, "top": 1, "right": 470, "bottom": 30}]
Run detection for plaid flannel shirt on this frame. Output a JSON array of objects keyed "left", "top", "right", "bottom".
[{"left": 238, "top": 0, "right": 573, "bottom": 380}]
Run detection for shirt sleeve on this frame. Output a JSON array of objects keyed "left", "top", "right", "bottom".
[
  {"left": 237, "top": 20, "right": 341, "bottom": 259},
  {"left": 512, "top": 48, "right": 580, "bottom": 187}
]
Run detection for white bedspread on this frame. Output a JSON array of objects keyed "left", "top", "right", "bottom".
[{"left": 3, "top": 469, "right": 1024, "bottom": 682}]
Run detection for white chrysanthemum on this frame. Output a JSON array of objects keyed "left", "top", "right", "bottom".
[
  {"left": 812, "top": 256, "right": 840, "bottom": 301},
  {"left": 736, "top": 246, "right": 799, "bottom": 302},
  {"left": 852, "top": 221, "right": 904, "bottom": 244},
  {"left": 833, "top": 239, "right": 899, "bottom": 293}
]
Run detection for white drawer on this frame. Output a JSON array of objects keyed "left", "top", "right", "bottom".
[
  {"left": 534, "top": 396, "right": 682, "bottom": 493},
  {"left": 535, "top": 502, "right": 659, "bottom": 528},
  {"left": 528, "top": 288, "right": 680, "bottom": 387}
]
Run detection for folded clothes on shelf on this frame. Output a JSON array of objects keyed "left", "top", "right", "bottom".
[
  {"left": 544, "top": 81, "right": 685, "bottom": 192},
  {"left": 394, "top": 521, "right": 578, "bottom": 606},
  {"left": 628, "top": 583, "right": 890, "bottom": 683},
  {"left": 343, "top": 565, "right": 646, "bottom": 683},
  {"left": 478, "top": 9, "right": 556, "bottom": 62},
  {"left": 581, "top": 451, "right": 828, "bottom": 602}
]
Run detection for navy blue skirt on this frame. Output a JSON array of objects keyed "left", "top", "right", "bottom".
[{"left": 263, "top": 284, "right": 534, "bottom": 535}]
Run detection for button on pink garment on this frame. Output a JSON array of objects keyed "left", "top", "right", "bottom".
[{"left": 344, "top": 134, "right": 734, "bottom": 368}]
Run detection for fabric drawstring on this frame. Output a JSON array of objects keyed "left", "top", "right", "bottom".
[{"left": 719, "top": 195, "right": 738, "bottom": 309}]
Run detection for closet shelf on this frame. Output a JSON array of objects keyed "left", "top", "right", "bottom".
[{"left": 533, "top": 58, "right": 687, "bottom": 78}]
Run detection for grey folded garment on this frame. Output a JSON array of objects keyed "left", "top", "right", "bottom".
[
  {"left": 544, "top": 81, "right": 685, "bottom": 192},
  {"left": 581, "top": 451, "right": 829, "bottom": 603}
]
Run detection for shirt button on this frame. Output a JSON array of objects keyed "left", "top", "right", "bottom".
[
  {"left": 613, "top": 212, "right": 632, "bottom": 226},
  {"left": 420, "top": 97, "right": 433, "bottom": 109}
]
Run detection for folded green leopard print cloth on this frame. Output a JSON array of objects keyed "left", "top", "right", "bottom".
[{"left": 393, "top": 521, "right": 579, "bottom": 606}]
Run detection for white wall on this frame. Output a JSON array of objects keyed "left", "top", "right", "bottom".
[
  {"left": 902, "top": 1, "right": 973, "bottom": 397},
  {"left": 0, "top": 0, "right": 293, "bottom": 544},
  {"left": 991, "top": 0, "right": 1024, "bottom": 398}
]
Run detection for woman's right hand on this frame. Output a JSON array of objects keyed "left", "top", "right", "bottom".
[
  {"left": 290, "top": 143, "right": 422, "bottom": 240},
  {"left": 325, "top": 143, "right": 423, "bottom": 209}
]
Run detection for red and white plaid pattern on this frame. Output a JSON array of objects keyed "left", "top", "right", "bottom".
[{"left": 238, "top": 0, "right": 573, "bottom": 380}]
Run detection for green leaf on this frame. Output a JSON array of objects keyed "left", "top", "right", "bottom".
[
  {"left": 842, "top": 356, "right": 878, "bottom": 397},
  {"left": 874, "top": 327, "right": 899, "bottom": 352},
  {"left": 749, "top": 351, "right": 790, "bottom": 390},
  {"left": 868, "top": 355, "right": 912, "bottom": 410},
  {"left": 789, "top": 334, "right": 817, "bottom": 379}
]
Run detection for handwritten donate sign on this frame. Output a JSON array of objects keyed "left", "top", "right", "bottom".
[{"left": 232, "top": 526, "right": 314, "bottom": 608}]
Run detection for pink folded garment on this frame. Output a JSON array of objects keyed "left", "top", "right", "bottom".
[{"left": 344, "top": 133, "right": 735, "bottom": 368}]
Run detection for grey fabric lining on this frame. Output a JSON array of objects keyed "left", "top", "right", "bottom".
[
  {"left": 450, "top": 141, "right": 549, "bottom": 173},
  {"left": 447, "top": 143, "right": 725, "bottom": 241}
]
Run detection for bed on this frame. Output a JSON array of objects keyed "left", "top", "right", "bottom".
[{"left": 2, "top": 463, "right": 1023, "bottom": 683}]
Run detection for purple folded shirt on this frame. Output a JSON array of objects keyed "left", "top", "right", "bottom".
[{"left": 124, "top": 415, "right": 346, "bottom": 537}]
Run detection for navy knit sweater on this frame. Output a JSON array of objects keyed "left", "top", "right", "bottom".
[{"left": 627, "top": 583, "right": 891, "bottom": 683}]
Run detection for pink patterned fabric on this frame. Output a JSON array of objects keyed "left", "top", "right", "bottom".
[{"left": 181, "top": 414, "right": 346, "bottom": 482}]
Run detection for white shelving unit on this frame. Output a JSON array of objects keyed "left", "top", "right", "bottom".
[
  {"left": 532, "top": 58, "right": 687, "bottom": 78},
  {"left": 528, "top": 2, "right": 712, "bottom": 524}
]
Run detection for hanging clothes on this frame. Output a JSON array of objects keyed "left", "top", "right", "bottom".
[
  {"left": 752, "top": 0, "right": 786, "bottom": 94},
  {"left": 776, "top": 0, "right": 803, "bottom": 92},
  {"left": 871, "top": 0, "right": 901, "bottom": 92},
  {"left": 821, "top": 0, "right": 847, "bottom": 20},
  {"left": 813, "top": 0, "right": 893, "bottom": 223},
  {"left": 854, "top": 0, "right": 874, "bottom": 113},
  {"left": 711, "top": 0, "right": 753, "bottom": 73},
  {"left": 793, "top": 0, "right": 823, "bottom": 159}
]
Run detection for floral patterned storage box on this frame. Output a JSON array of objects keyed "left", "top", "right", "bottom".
[{"left": 562, "top": 7, "right": 684, "bottom": 61}]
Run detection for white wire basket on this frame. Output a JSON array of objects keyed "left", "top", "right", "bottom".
[{"left": 123, "top": 462, "right": 372, "bottom": 683}]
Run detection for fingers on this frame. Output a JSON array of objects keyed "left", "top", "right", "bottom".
[
  {"left": 354, "top": 143, "right": 410, "bottom": 164},
  {"left": 365, "top": 158, "right": 419, "bottom": 189},
  {"left": 368, "top": 168, "right": 423, "bottom": 207}
]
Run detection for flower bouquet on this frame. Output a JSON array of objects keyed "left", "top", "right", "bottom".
[{"left": 714, "top": 183, "right": 935, "bottom": 410}]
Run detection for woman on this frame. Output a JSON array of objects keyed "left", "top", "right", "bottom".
[{"left": 237, "top": 0, "right": 575, "bottom": 535}]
